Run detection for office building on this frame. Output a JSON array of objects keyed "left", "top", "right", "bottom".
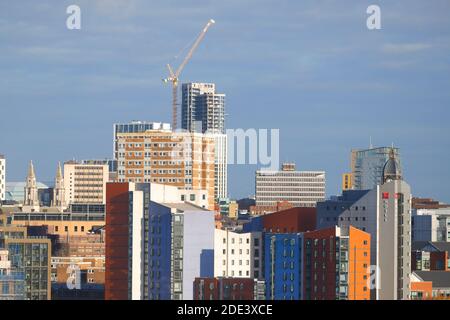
[
  {"left": 115, "top": 128, "right": 215, "bottom": 209},
  {"left": 10, "top": 209, "right": 105, "bottom": 238},
  {"left": 412, "top": 207, "right": 450, "bottom": 242},
  {"left": 351, "top": 146, "right": 401, "bottom": 190},
  {"left": 193, "top": 277, "right": 256, "bottom": 300},
  {"left": 0, "top": 249, "right": 25, "bottom": 300},
  {"left": 317, "top": 148, "right": 411, "bottom": 300},
  {"left": 181, "top": 83, "right": 227, "bottom": 200},
  {"left": 214, "top": 229, "right": 263, "bottom": 279},
  {"left": 181, "top": 83, "right": 225, "bottom": 134},
  {"left": 265, "top": 233, "right": 303, "bottom": 300},
  {"left": 80, "top": 159, "right": 118, "bottom": 183},
  {"left": 303, "top": 226, "right": 371, "bottom": 300},
  {"left": 255, "top": 163, "right": 325, "bottom": 209},
  {"left": 64, "top": 161, "right": 109, "bottom": 205},
  {"left": 0, "top": 155, "right": 5, "bottom": 202},
  {"left": 0, "top": 225, "right": 51, "bottom": 300},
  {"left": 105, "top": 182, "right": 213, "bottom": 300},
  {"left": 113, "top": 121, "right": 171, "bottom": 161}
]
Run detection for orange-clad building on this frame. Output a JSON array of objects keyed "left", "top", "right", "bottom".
[
  {"left": 410, "top": 281, "right": 433, "bottom": 300},
  {"left": 303, "top": 226, "right": 371, "bottom": 300}
]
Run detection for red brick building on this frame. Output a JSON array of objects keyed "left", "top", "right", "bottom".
[
  {"left": 303, "top": 226, "right": 371, "bottom": 300},
  {"left": 262, "top": 207, "right": 316, "bottom": 233},
  {"left": 105, "top": 183, "right": 130, "bottom": 300}
]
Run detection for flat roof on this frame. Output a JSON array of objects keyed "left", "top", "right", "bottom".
[
  {"left": 159, "top": 202, "right": 208, "bottom": 212},
  {"left": 414, "top": 271, "right": 450, "bottom": 288}
]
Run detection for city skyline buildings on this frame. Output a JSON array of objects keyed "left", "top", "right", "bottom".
[
  {"left": 2, "top": 1, "right": 449, "bottom": 204},
  {"left": 1, "top": 1, "right": 449, "bottom": 304}
]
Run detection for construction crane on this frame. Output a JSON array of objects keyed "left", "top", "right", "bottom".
[{"left": 163, "top": 19, "right": 215, "bottom": 130}]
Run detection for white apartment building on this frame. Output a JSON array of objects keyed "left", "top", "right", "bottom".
[
  {"left": 127, "top": 182, "right": 211, "bottom": 300},
  {"left": 214, "top": 229, "right": 263, "bottom": 279},
  {"left": 256, "top": 163, "right": 326, "bottom": 208},
  {"left": 64, "top": 161, "right": 109, "bottom": 205},
  {"left": 0, "top": 155, "right": 5, "bottom": 201},
  {"left": 213, "top": 134, "right": 227, "bottom": 200}
]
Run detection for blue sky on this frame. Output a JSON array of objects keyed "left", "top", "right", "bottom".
[{"left": 1, "top": 0, "right": 449, "bottom": 202}]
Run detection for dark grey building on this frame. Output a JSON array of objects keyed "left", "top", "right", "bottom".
[{"left": 181, "top": 83, "right": 225, "bottom": 134}]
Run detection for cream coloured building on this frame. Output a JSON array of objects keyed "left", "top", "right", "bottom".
[
  {"left": 64, "top": 161, "right": 109, "bottom": 205},
  {"left": 214, "top": 229, "right": 263, "bottom": 279}
]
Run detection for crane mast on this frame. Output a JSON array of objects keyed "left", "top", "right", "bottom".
[{"left": 163, "top": 19, "right": 215, "bottom": 130}]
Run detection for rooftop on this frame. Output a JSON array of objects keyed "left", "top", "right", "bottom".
[
  {"left": 159, "top": 202, "right": 209, "bottom": 212},
  {"left": 412, "top": 241, "right": 450, "bottom": 253},
  {"left": 414, "top": 271, "right": 450, "bottom": 288}
]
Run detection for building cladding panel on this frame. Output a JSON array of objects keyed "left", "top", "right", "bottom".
[
  {"left": 264, "top": 233, "right": 303, "bottom": 300},
  {"left": 255, "top": 169, "right": 325, "bottom": 208},
  {"left": 105, "top": 182, "right": 130, "bottom": 300}
]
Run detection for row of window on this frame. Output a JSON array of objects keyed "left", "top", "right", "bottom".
[{"left": 54, "top": 226, "right": 86, "bottom": 232}]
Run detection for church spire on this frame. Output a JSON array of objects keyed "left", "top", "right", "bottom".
[
  {"left": 52, "top": 162, "right": 66, "bottom": 211},
  {"left": 56, "top": 161, "right": 63, "bottom": 180},
  {"left": 24, "top": 160, "right": 39, "bottom": 209},
  {"left": 28, "top": 160, "right": 36, "bottom": 180}
]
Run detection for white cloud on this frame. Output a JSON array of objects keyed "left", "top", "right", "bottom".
[{"left": 382, "top": 43, "right": 432, "bottom": 54}]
